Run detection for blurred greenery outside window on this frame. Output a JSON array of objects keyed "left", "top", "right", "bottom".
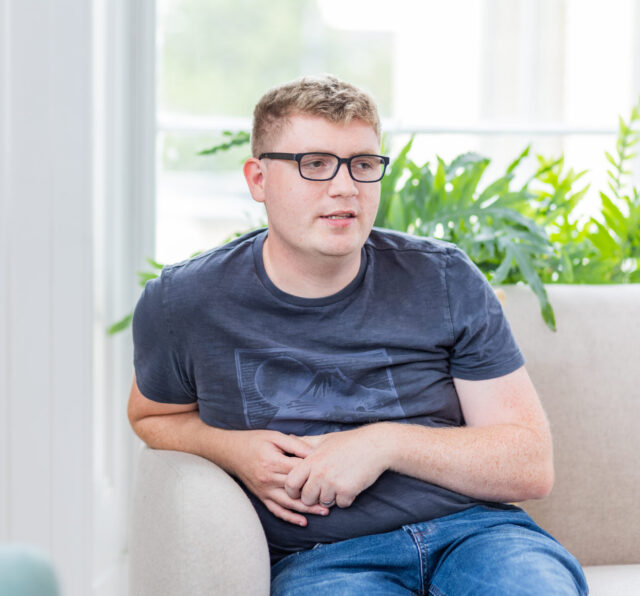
[{"left": 156, "top": 0, "right": 640, "bottom": 265}]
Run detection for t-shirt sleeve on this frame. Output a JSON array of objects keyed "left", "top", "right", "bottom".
[
  {"left": 132, "top": 271, "right": 197, "bottom": 404},
  {"left": 445, "top": 247, "right": 525, "bottom": 380}
]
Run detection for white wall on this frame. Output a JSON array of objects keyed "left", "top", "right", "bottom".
[
  {"left": 0, "top": 1, "right": 155, "bottom": 594},
  {"left": 0, "top": 0, "right": 94, "bottom": 592}
]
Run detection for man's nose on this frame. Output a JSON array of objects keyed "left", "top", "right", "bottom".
[{"left": 328, "top": 162, "right": 357, "bottom": 195}]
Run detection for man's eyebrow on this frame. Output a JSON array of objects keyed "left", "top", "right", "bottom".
[
  {"left": 349, "top": 150, "right": 381, "bottom": 156},
  {"left": 298, "top": 149, "right": 381, "bottom": 156}
]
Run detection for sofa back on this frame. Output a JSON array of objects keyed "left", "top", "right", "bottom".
[{"left": 501, "top": 285, "right": 640, "bottom": 566}]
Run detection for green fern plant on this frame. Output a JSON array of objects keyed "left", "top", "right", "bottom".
[
  {"left": 590, "top": 96, "right": 640, "bottom": 282},
  {"left": 110, "top": 99, "right": 640, "bottom": 334},
  {"left": 376, "top": 139, "right": 558, "bottom": 330},
  {"left": 198, "top": 130, "right": 251, "bottom": 156}
]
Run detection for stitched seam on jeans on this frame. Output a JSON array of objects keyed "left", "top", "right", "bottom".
[
  {"left": 429, "top": 585, "right": 447, "bottom": 596},
  {"left": 405, "top": 527, "right": 428, "bottom": 596}
]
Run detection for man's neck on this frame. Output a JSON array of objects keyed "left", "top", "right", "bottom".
[{"left": 262, "top": 236, "right": 362, "bottom": 299}]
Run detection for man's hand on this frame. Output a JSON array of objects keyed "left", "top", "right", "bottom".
[
  {"left": 284, "top": 425, "right": 390, "bottom": 509},
  {"left": 228, "top": 430, "right": 331, "bottom": 526},
  {"left": 128, "top": 377, "right": 330, "bottom": 526}
]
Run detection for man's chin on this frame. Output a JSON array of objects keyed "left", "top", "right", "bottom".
[{"left": 315, "top": 240, "right": 363, "bottom": 258}]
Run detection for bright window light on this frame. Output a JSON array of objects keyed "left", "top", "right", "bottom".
[{"left": 155, "top": 0, "right": 640, "bottom": 264}]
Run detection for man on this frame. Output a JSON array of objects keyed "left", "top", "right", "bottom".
[{"left": 128, "top": 75, "right": 587, "bottom": 594}]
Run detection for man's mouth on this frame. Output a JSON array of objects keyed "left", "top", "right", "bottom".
[{"left": 321, "top": 212, "right": 356, "bottom": 220}]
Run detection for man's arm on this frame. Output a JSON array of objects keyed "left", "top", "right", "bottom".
[
  {"left": 127, "top": 375, "right": 330, "bottom": 525},
  {"left": 285, "top": 366, "right": 554, "bottom": 507}
]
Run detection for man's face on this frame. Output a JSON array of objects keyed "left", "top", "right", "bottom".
[{"left": 246, "top": 114, "right": 381, "bottom": 264}]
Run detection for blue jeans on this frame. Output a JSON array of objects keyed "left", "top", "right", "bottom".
[{"left": 270, "top": 505, "right": 588, "bottom": 595}]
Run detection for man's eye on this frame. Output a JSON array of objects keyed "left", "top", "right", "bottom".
[
  {"left": 353, "top": 158, "right": 376, "bottom": 170},
  {"left": 302, "top": 156, "right": 330, "bottom": 169}
]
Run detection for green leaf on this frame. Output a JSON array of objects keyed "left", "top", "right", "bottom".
[
  {"left": 486, "top": 207, "right": 549, "bottom": 236},
  {"left": 146, "top": 258, "right": 164, "bottom": 270},
  {"left": 485, "top": 190, "right": 534, "bottom": 209},
  {"left": 411, "top": 165, "right": 434, "bottom": 214},
  {"left": 558, "top": 247, "right": 574, "bottom": 283},
  {"left": 510, "top": 245, "right": 556, "bottom": 331},
  {"left": 525, "top": 156, "right": 563, "bottom": 189},
  {"left": 492, "top": 250, "right": 514, "bottom": 285},
  {"left": 198, "top": 131, "right": 250, "bottom": 156},
  {"left": 432, "top": 157, "right": 447, "bottom": 208},
  {"left": 448, "top": 159, "right": 489, "bottom": 208},
  {"left": 589, "top": 220, "right": 620, "bottom": 257},
  {"left": 385, "top": 137, "right": 414, "bottom": 191},
  {"left": 618, "top": 115, "right": 630, "bottom": 135},
  {"left": 599, "top": 192, "right": 628, "bottom": 239},
  {"left": 447, "top": 152, "right": 487, "bottom": 175},
  {"left": 377, "top": 136, "right": 414, "bottom": 227},
  {"left": 506, "top": 145, "right": 530, "bottom": 174},
  {"left": 604, "top": 151, "right": 618, "bottom": 169},
  {"left": 477, "top": 175, "right": 512, "bottom": 204},
  {"left": 138, "top": 271, "right": 159, "bottom": 286},
  {"left": 387, "top": 193, "right": 409, "bottom": 231},
  {"left": 566, "top": 185, "right": 590, "bottom": 209},
  {"left": 107, "top": 313, "right": 133, "bottom": 335}
]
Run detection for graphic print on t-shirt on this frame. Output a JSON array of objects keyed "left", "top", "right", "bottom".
[{"left": 235, "top": 348, "right": 403, "bottom": 434}]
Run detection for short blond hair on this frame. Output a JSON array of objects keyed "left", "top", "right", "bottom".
[{"left": 251, "top": 74, "right": 381, "bottom": 157}]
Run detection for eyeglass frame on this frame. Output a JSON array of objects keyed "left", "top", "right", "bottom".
[{"left": 258, "top": 152, "right": 390, "bottom": 183}]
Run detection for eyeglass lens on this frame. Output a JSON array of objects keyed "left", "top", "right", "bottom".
[{"left": 299, "top": 153, "right": 385, "bottom": 181}]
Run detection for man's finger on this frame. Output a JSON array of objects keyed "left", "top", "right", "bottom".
[
  {"left": 264, "top": 499, "right": 308, "bottom": 527},
  {"left": 300, "top": 478, "right": 321, "bottom": 507},
  {"left": 284, "top": 460, "right": 310, "bottom": 499},
  {"left": 336, "top": 493, "right": 355, "bottom": 508},
  {"left": 273, "top": 455, "right": 305, "bottom": 475},
  {"left": 318, "top": 491, "right": 336, "bottom": 508},
  {"left": 297, "top": 434, "right": 324, "bottom": 448},
  {"left": 272, "top": 433, "right": 314, "bottom": 459},
  {"left": 267, "top": 472, "right": 290, "bottom": 485},
  {"left": 274, "top": 491, "right": 329, "bottom": 516}
]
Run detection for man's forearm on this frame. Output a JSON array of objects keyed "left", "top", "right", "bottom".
[
  {"left": 131, "top": 410, "right": 241, "bottom": 476},
  {"left": 378, "top": 422, "right": 554, "bottom": 502},
  {"left": 131, "top": 409, "right": 331, "bottom": 525}
]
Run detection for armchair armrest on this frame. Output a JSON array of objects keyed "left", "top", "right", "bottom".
[{"left": 129, "top": 446, "right": 270, "bottom": 596}]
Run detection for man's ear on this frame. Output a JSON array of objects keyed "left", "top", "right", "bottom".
[{"left": 243, "top": 157, "right": 266, "bottom": 203}]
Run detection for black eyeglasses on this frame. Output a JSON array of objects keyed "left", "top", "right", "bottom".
[{"left": 258, "top": 152, "right": 390, "bottom": 183}]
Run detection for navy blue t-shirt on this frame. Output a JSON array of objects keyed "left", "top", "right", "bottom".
[{"left": 132, "top": 228, "right": 525, "bottom": 561}]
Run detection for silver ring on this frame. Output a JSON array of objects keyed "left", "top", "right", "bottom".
[{"left": 320, "top": 499, "right": 335, "bottom": 507}]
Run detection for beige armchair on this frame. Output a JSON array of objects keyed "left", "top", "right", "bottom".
[{"left": 129, "top": 285, "right": 640, "bottom": 595}]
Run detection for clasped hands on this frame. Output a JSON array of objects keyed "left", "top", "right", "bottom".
[{"left": 234, "top": 425, "right": 390, "bottom": 526}]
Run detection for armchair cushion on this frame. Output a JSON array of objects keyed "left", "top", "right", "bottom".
[{"left": 129, "top": 447, "right": 270, "bottom": 596}]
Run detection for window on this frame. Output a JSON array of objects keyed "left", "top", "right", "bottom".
[{"left": 156, "top": 0, "right": 640, "bottom": 263}]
